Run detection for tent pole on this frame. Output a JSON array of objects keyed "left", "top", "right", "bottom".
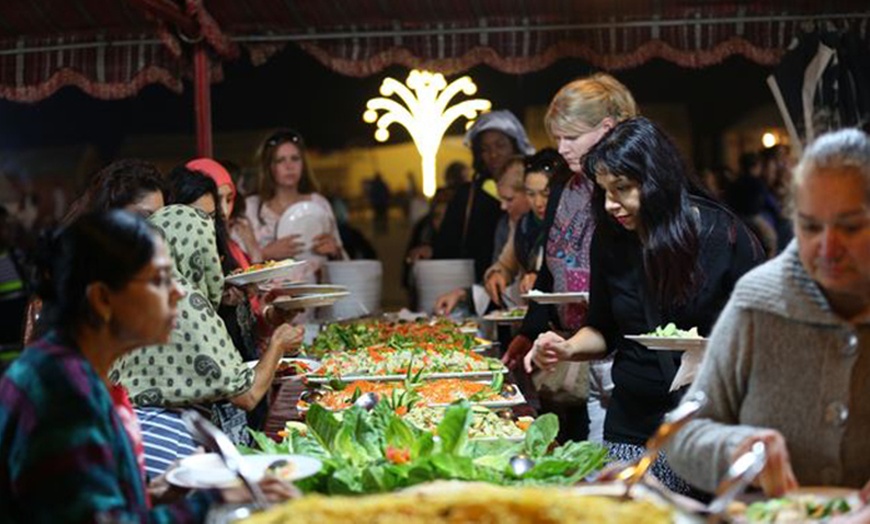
[{"left": 193, "top": 43, "right": 212, "bottom": 158}]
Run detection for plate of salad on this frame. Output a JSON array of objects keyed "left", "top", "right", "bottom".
[
  {"left": 521, "top": 291, "right": 589, "bottom": 304},
  {"left": 729, "top": 488, "right": 858, "bottom": 523},
  {"left": 625, "top": 323, "right": 707, "bottom": 351},
  {"left": 482, "top": 308, "right": 528, "bottom": 323}
]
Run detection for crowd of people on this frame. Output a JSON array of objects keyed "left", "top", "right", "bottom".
[{"left": 1, "top": 69, "right": 869, "bottom": 521}]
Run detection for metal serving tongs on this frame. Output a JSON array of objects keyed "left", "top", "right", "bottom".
[
  {"left": 181, "top": 410, "right": 270, "bottom": 511},
  {"left": 597, "top": 391, "right": 708, "bottom": 497},
  {"left": 703, "top": 441, "right": 768, "bottom": 520}
]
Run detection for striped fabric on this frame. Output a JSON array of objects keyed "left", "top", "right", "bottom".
[
  {"left": 0, "top": 331, "right": 219, "bottom": 523},
  {"left": 135, "top": 407, "right": 199, "bottom": 479},
  {"left": 0, "top": 252, "right": 23, "bottom": 296}
]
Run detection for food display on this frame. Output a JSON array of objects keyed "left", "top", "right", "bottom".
[
  {"left": 298, "top": 376, "right": 522, "bottom": 411},
  {"left": 243, "top": 401, "right": 608, "bottom": 496},
  {"left": 241, "top": 484, "right": 672, "bottom": 524},
  {"left": 306, "top": 319, "right": 480, "bottom": 358},
  {"left": 307, "top": 343, "right": 504, "bottom": 382},
  {"left": 403, "top": 405, "right": 532, "bottom": 440}
]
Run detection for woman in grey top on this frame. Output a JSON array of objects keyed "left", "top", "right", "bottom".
[{"left": 667, "top": 128, "right": 870, "bottom": 499}]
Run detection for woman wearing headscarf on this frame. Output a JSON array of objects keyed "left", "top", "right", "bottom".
[
  {"left": 186, "top": 158, "right": 259, "bottom": 267},
  {"left": 112, "top": 205, "right": 296, "bottom": 478},
  {"left": 433, "top": 110, "right": 535, "bottom": 282}
]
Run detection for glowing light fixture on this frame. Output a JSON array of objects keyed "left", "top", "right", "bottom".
[
  {"left": 762, "top": 132, "right": 778, "bottom": 148},
  {"left": 363, "top": 70, "right": 491, "bottom": 197}
]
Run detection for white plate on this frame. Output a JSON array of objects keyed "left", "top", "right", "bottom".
[
  {"left": 624, "top": 335, "right": 707, "bottom": 351},
  {"left": 167, "top": 453, "right": 322, "bottom": 489},
  {"left": 276, "top": 201, "right": 332, "bottom": 252},
  {"left": 263, "top": 283, "right": 348, "bottom": 295},
  {"left": 272, "top": 291, "right": 351, "bottom": 309},
  {"left": 245, "top": 357, "right": 322, "bottom": 383},
  {"left": 521, "top": 291, "right": 588, "bottom": 304},
  {"left": 225, "top": 260, "right": 307, "bottom": 286},
  {"left": 482, "top": 309, "right": 527, "bottom": 323}
]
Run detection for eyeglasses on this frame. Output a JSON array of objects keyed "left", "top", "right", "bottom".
[
  {"left": 265, "top": 130, "right": 303, "bottom": 148},
  {"left": 131, "top": 268, "right": 176, "bottom": 290}
]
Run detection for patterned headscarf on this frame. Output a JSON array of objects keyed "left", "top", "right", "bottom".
[{"left": 111, "top": 205, "right": 253, "bottom": 406}]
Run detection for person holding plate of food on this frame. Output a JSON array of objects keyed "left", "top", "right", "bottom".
[{"left": 525, "top": 117, "right": 764, "bottom": 493}]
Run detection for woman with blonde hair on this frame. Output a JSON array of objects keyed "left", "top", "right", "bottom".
[
  {"left": 503, "top": 73, "right": 638, "bottom": 444},
  {"left": 245, "top": 130, "right": 345, "bottom": 273}
]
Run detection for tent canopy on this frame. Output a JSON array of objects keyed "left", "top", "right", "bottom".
[{"left": 2, "top": 0, "right": 868, "bottom": 102}]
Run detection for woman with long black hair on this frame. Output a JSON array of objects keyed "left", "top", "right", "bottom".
[{"left": 525, "top": 116, "right": 764, "bottom": 492}]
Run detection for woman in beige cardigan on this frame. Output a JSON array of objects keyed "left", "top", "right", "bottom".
[{"left": 667, "top": 129, "right": 870, "bottom": 499}]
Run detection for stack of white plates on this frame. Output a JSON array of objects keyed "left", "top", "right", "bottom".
[
  {"left": 413, "top": 259, "right": 475, "bottom": 314},
  {"left": 321, "top": 260, "right": 383, "bottom": 320}
]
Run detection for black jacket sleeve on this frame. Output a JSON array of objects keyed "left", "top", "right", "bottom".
[{"left": 518, "top": 181, "right": 565, "bottom": 338}]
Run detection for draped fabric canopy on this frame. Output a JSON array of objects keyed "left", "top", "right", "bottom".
[{"left": 1, "top": 0, "right": 868, "bottom": 102}]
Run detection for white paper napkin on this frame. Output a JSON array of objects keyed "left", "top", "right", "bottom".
[{"left": 670, "top": 346, "right": 705, "bottom": 392}]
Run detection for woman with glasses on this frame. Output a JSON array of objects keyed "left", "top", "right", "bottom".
[
  {"left": 0, "top": 210, "right": 294, "bottom": 522},
  {"left": 525, "top": 117, "right": 763, "bottom": 492},
  {"left": 245, "top": 130, "right": 345, "bottom": 273},
  {"left": 484, "top": 148, "right": 572, "bottom": 306},
  {"left": 112, "top": 204, "right": 299, "bottom": 478}
]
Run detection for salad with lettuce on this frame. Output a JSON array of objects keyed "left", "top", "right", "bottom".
[
  {"left": 643, "top": 323, "right": 701, "bottom": 338},
  {"left": 243, "top": 401, "right": 607, "bottom": 495},
  {"left": 743, "top": 495, "right": 851, "bottom": 522}
]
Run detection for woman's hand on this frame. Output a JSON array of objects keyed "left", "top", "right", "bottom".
[
  {"left": 230, "top": 217, "right": 263, "bottom": 262},
  {"left": 262, "top": 234, "right": 304, "bottom": 261},
  {"left": 519, "top": 272, "right": 538, "bottom": 295},
  {"left": 221, "top": 285, "right": 247, "bottom": 306},
  {"left": 220, "top": 475, "right": 300, "bottom": 503},
  {"left": 269, "top": 323, "right": 305, "bottom": 355},
  {"left": 434, "top": 288, "right": 467, "bottom": 316},
  {"left": 733, "top": 430, "right": 798, "bottom": 497},
  {"left": 312, "top": 233, "right": 341, "bottom": 258},
  {"left": 502, "top": 334, "right": 532, "bottom": 370},
  {"left": 524, "top": 331, "right": 570, "bottom": 373},
  {"left": 829, "top": 481, "right": 870, "bottom": 524},
  {"left": 485, "top": 270, "right": 508, "bottom": 306}
]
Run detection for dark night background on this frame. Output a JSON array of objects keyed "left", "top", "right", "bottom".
[{"left": 0, "top": 42, "right": 772, "bottom": 168}]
